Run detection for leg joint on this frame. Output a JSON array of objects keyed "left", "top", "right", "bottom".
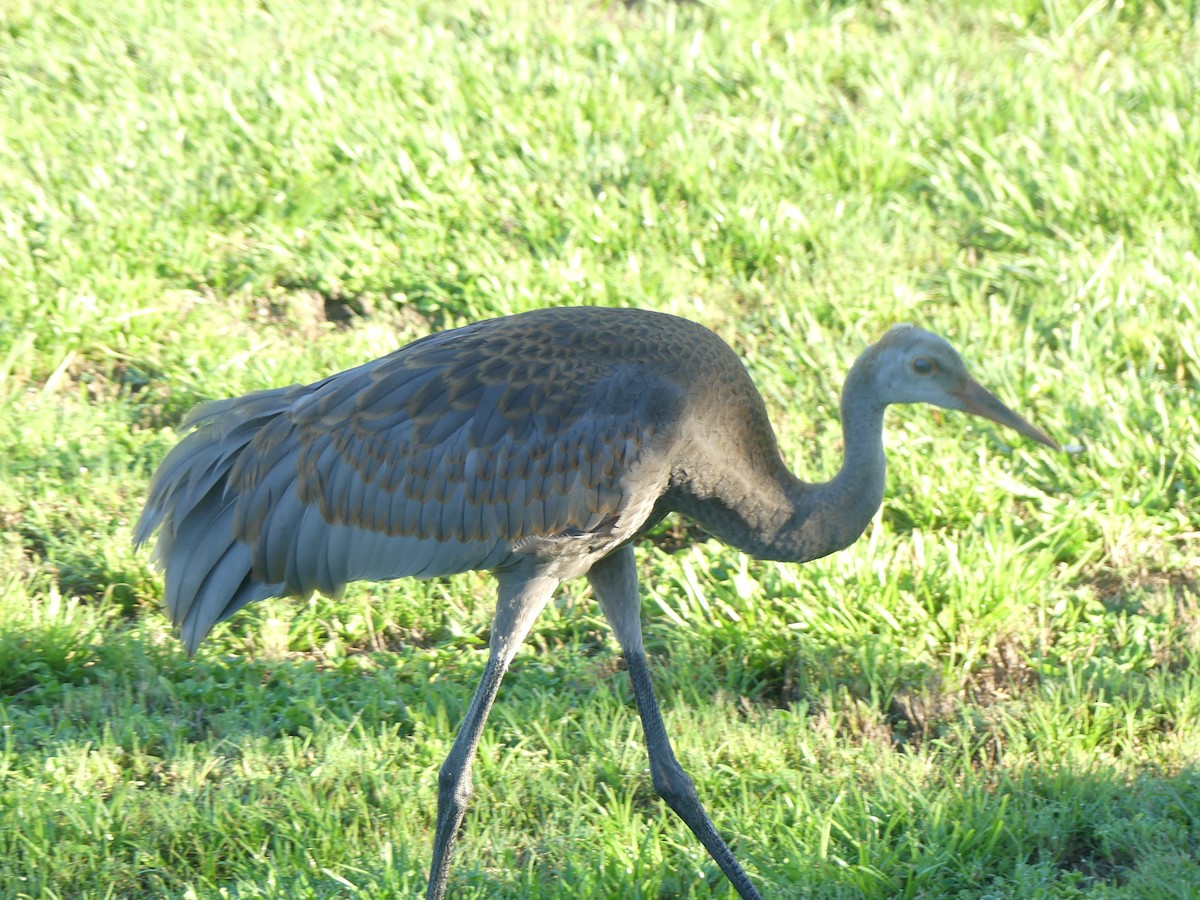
[
  {"left": 651, "top": 760, "right": 698, "bottom": 809},
  {"left": 438, "top": 754, "right": 474, "bottom": 805}
]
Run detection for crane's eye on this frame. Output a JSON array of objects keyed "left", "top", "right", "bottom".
[{"left": 911, "top": 357, "right": 936, "bottom": 375}]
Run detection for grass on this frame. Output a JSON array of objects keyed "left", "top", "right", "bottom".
[{"left": 1, "top": 0, "right": 1198, "bottom": 896}]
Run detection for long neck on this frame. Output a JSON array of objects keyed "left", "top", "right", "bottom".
[
  {"left": 670, "top": 361, "right": 888, "bottom": 564},
  {"left": 817, "top": 369, "right": 888, "bottom": 552}
]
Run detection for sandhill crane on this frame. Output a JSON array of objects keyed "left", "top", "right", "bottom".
[{"left": 136, "top": 305, "right": 1057, "bottom": 899}]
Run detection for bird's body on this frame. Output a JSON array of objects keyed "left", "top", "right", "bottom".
[
  {"left": 140, "top": 307, "right": 853, "bottom": 651},
  {"left": 137, "top": 306, "right": 1056, "bottom": 900}
]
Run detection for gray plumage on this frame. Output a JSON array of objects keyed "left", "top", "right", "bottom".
[{"left": 136, "top": 306, "right": 1057, "bottom": 900}]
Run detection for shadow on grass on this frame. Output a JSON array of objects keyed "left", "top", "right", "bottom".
[{"left": 5, "top": 620, "right": 1200, "bottom": 898}]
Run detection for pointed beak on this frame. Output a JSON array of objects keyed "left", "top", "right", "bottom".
[{"left": 952, "top": 377, "right": 1060, "bottom": 450}]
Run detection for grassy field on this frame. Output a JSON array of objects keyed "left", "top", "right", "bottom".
[{"left": 2, "top": 0, "right": 1198, "bottom": 896}]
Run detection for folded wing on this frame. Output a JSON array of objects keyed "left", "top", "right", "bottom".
[{"left": 136, "top": 321, "right": 682, "bottom": 652}]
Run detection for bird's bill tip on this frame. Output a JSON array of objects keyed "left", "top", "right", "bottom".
[{"left": 953, "top": 378, "right": 1060, "bottom": 450}]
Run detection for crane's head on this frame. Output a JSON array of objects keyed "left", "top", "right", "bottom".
[{"left": 867, "top": 324, "right": 1059, "bottom": 449}]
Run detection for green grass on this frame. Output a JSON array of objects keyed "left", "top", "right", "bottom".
[{"left": 2, "top": 0, "right": 1198, "bottom": 896}]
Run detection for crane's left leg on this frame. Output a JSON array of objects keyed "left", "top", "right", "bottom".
[
  {"left": 425, "top": 569, "right": 558, "bottom": 900},
  {"left": 588, "top": 546, "right": 765, "bottom": 900}
]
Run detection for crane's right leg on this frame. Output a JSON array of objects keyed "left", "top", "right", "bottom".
[
  {"left": 425, "top": 570, "right": 558, "bottom": 900},
  {"left": 588, "top": 546, "right": 764, "bottom": 900}
]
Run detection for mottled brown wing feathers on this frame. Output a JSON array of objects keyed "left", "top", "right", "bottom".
[{"left": 136, "top": 307, "right": 701, "bottom": 652}]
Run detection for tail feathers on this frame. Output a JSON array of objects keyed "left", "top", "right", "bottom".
[
  {"left": 177, "top": 540, "right": 279, "bottom": 655},
  {"left": 135, "top": 386, "right": 301, "bottom": 652},
  {"left": 160, "top": 480, "right": 283, "bottom": 652},
  {"left": 134, "top": 389, "right": 298, "bottom": 548}
]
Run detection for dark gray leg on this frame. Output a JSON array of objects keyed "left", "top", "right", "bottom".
[
  {"left": 588, "top": 546, "right": 764, "bottom": 900},
  {"left": 425, "top": 569, "right": 558, "bottom": 900}
]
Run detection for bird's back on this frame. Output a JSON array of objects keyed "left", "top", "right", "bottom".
[{"left": 136, "top": 306, "right": 775, "bottom": 651}]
